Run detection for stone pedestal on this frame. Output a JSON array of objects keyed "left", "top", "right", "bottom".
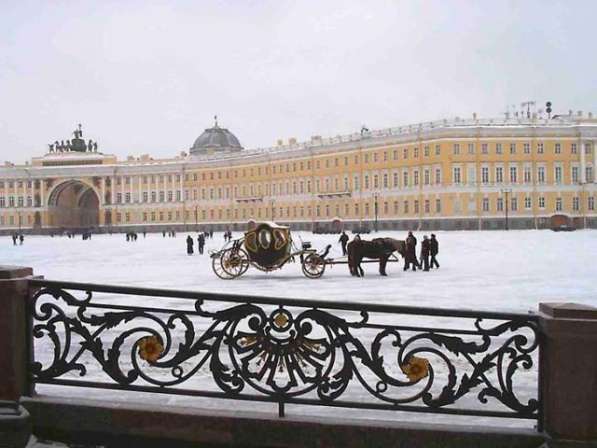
[{"left": 539, "top": 302, "right": 597, "bottom": 442}]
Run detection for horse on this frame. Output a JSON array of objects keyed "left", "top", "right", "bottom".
[{"left": 347, "top": 237, "right": 406, "bottom": 277}]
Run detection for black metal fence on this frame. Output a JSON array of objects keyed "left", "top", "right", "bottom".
[{"left": 26, "top": 279, "right": 542, "bottom": 426}]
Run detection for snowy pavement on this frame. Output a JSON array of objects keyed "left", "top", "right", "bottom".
[
  {"left": 4, "top": 229, "right": 597, "bottom": 429},
  {"left": 4, "top": 229, "right": 597, "bottom": 313}
]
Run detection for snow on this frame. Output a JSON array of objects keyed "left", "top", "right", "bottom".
[
  {"left": 4, "top": 230, "right": 597, "bottom": 429},
  {"left": 4, "top": 229, "right": 597, "bottom": 313}
]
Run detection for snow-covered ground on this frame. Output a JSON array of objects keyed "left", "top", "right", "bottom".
[
  {"left": 3, "top": 229, "right": 597, "bottom": 429},
  {"left": 4, "top": 229, "right": 597, "bottom": 313}
]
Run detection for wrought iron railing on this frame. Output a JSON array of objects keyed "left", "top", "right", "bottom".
[{"left": 26, "top": 279, "right": 542, "bottom": 427}]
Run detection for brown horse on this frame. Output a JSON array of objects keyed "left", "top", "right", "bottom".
[{"left": 347, "top": 237, "right": 406, "bottom": 277}]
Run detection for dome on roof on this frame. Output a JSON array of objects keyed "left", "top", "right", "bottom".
[{"left": 190, "top": 118, "right": 243, "bottom": 156}]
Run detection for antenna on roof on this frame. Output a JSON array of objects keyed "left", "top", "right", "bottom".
[{"left": 214, "top": 115, "right": 218, "bottom": 127}]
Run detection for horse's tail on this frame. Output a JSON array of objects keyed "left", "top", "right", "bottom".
[{"left": 347, "top": 242, "right": 355, "bottom": 275}]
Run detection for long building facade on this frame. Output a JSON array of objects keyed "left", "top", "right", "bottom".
[{"left": 1, "top": 112, "right": 597, "bottom": 234}]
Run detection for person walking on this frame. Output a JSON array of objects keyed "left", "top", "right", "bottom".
[
  {"left": 186, "top": 235, "right": 194, "bottom": 255},
  {"left": 19, "top": 234, "right": 24, "bottom": 245},
  {"left": 338, "top": 231, "right": 349, "bottom": 256},
  {"left": 197, "top": 233, "right": 205, "bottom": 254},
  {"left": 12, "top": 233, "right": 17, "bottom": 245},
  {"left": 404, "top": 231, "right": 419, "bottom": 271},
  {"left": 420, "top": 235, "right": 430, "bottom": 271},
  {"left": 430, "top": 234, "right": 440, "bottom": 269}
]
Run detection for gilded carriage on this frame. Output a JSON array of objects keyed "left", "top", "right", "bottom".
[{"left": 210, "top": 222, "right": 327, "bottom": 279}]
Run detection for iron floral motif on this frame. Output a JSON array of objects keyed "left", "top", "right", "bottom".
[{"left": 29, "top": 286, "right": 539, "bottom": 418}]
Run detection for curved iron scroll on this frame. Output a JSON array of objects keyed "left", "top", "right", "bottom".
[{"left": 29, "top": 285, "right": 540, "bottom": 420}]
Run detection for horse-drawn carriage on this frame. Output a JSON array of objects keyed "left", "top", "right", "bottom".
[{"left": 210, "top": 222, "right": 329, "bottom": 279}]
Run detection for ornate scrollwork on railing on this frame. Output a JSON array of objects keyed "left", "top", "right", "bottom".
[{"left": 28, "top": 282, "right": 540, "bottom": 421}]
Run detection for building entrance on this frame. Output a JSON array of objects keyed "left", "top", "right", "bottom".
[{"left": 47, "top": 180, "right": 100, "bottom": 228}]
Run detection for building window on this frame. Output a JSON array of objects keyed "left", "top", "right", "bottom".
[
  {"left": 555, "top": 143, "right": 561, "bottom": 154},
  {"left": 151, "top": 191, "right": 157, "bottom": 202},
  {"left": 482, "top": 198, "right": 489, "bottom": 212},
  {"left": 424, "top": 145, "right": 429, "bottom": 157},
  {"left": 511, "top": 197, "right": 518, "bottom": 212},
  {"left": 0, "top": 197, "right": 4, "bottom": 208},
  {"left": 424, "top": 200, "right": 430, "bottom": 213},
  {"left": 435, "top": 199, "right": 441, "bottom": 213},
  {"left": 452, "top": 167, "right": 461, "bottom": 184},
  {"left": 510, "top": 166, "right": 517, "bottom": 183},
  {"left": 495, "top": 167, "right": 503, "bottom": 183},
  {"left": 555, "top": 166, "right": 562, "bottom": 184},
  {"left": 435, "top": 144, "right": 440, "bottom": 156},
  {"left": 393, "top": 172, "right": 399, "bottom": 188},
  {"left": 496, "top": 143, "right": 502, "bottom": 155},
  {"left": 468, "top": 143, "right": 475, "bottom": 154},
  {"left": 116, "top": 193, "right": 122, "bottom": 204},
  {"left": 435, "top": 169, "right": 441, "bottom": 185},
  {"left": 556, "top": 197, "right": 562, "bottom": 211},
  {"left": 589, "top": 196, "right": 595, "bottom": 211},
  {"left": 414, "top": 200, "right": 419, "bottom": 214},
  {"left": 481, "top": 143, "right": 488, "bottom": 154},
  {"left": 125, "top": 192, "right": 131, "bottom": 203},
  {"left": 414, "top": 170, "right": 419, "bottom": 186},
  {"left": 572, "top": 166, "right": 579, "bottom": 183},
  {"left": 537, "top": 167, "right": 545, "bottom": 184},
  {"left": 424, "top": 169, "right": 430, "bottom": 185},
  {"left": 403, "top": 171, "right": 409, "bottom": 187},
  {"left": 453, "top": 143, "right": 460, "bottom": 155},
  {"left": 413, "top": 147, "right": 419, "bottom": 158},
  {"left": 539, "top": 196, "right": 545, "bottom": 208},
  {"left": 404, "top": 201, "right": 409, "bottom": 214},
  {"left": 525, "top": 196, "right": 532, "bottom": 209},
  {"left": 573, "top": 197, "right": 580, "bottom": 211},
  {"left": 497, "top": 198, "right": 504, "bottom": 212},
  {"left": 403, "top": 148, "right": 408, "bottom": 159},
  {"left": 524, "top": 167, "right": 532, "bottom": 183},
  {"left": 571, "top": 143, "right": 577, "bottom": 154}
]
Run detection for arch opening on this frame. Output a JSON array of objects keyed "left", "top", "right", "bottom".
[{"left": 48, "top": 180, "right": 100, "bottom": 229}]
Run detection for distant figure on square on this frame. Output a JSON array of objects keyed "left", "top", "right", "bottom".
[
  {"left": 338, "top": 231, "right": 349, "bottom": 256},
  {"left": 19, "top": 234, "right": 24, "bottom": 245},
  {"left": 420, "top": 235, "right": 430, "bottom": 271},
  {"left": 12, "top": 233, "right": 17, "bottom": 245},
  {"left": 430, "top": 234, "right": 440, "bottom": 269},
  {"left": 403, "top": 231, "right": 419, "bottom": 271},
  {"left": 186, "top": 235, "right": 194, "bottom": 255},
  {"left": 197, "top": 233, "right": 205, "bottom": 254}
]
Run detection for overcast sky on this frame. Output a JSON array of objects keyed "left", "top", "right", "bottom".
[{"left": 1, "top": 0, "right": 595, "bottom": 164}]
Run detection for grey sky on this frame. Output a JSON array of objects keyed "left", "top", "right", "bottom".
[{"left": 1, "top": 0, "right": 595, "bottom": 164}]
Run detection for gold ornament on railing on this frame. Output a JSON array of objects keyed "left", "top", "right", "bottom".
[
  {"left": 400, "top": 356, "right": 430, "bottom": 382},
  {"left": 138, "top": 336, "right": 164, "bottom": 363}
]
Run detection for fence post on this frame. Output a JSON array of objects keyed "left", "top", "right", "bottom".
[
  {"left": 538, "top": 302, "right": 597, "bottom": 443},
  {"left": 0, "top": 265, "right": 33, "bottom": 447}
]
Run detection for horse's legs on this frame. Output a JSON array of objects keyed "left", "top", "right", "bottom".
[{"left": 379, "top": 255, "right": 389, "bottom": 276}]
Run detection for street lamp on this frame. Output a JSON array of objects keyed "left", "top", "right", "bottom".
[
  {"left": 501, "top": 188, "right": 512, "bottom": 230},
  {"left": 374, "top": 193, "right": 379, "bottom": 232},
  {"left": 194, "top": 205, "right": 198, "bottom": 231}
]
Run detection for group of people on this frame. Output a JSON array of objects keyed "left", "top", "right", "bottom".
[
  {"left": 11, "top": 233, "right": 24, "bottom": 245},
  {"left": 186, "top": 233, "right": 207, "bottom": 255},
  {"left": 403, "top": 231, "right": 439, "bottom": 272},
  {"left": 125, "top": 232, "right": 139, "bottom": 241},
  {"left": 338, "top": 230, "right": 440, "bottom": 272},
  {"left": 223, "top": 230, "right": 233, "bottom": 242},
  {"left": 162, "top": 230, "right": 176, "bottom": 238}
]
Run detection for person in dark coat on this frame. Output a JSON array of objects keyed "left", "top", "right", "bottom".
[
  {"left": 420, "top": 235, "right": 430, "bottom": 271},
  {"left": 197, "top": 233, "right": 205, "bottom": 254},
  {"left": 12, "top": 233, "right": 17, "bottom": 245},
  {"left": 430, "top": 234, "right": 440, "bottom": 269},
  {"left": 19, "top": 234, "right": 24, "bottom": 245},
  {"left": 338, "top": 231, "right": 349, "bottom": 256},
  {"left": 403, "top": 231, "right": 419, "bottom": 271},
  {"left": 186, "top": 235, "right": 194, "bottom": 255}
]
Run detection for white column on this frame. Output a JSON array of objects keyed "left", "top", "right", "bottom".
[
  {"left": 40, "top": 180, "right": 44, "bottom": 207},
  {"left": 580, "top": 140, "right": 587, "bottom": 184},
  {"left": 111, "top": 176, "right": 115, "bottom": 205},
  {"left": 101, "top": 178, "right": 106, "bottom": 205}
]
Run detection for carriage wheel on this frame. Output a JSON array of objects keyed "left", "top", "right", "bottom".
[
  {"left": 301, "top": 253, "right": 326, "bottom": 279},
  {"left": 212, "top": 249, "right": 249, "bottom": 279}
]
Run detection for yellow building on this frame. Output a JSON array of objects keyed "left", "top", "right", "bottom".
[{"left": 1, "top": 112, "right": 596, "bottom": 234}]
